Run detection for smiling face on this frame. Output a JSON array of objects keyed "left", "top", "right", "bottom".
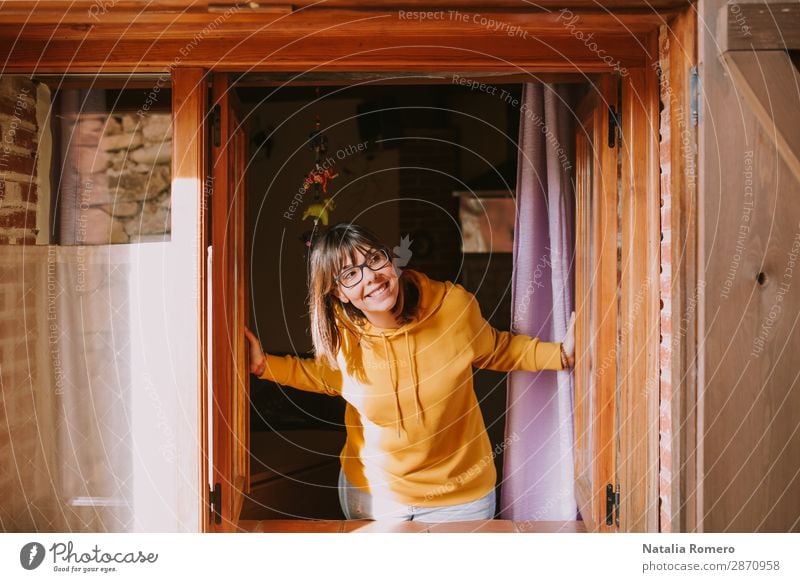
[{"left": 332, "top": 246, "right": 400, "bottom": 328}]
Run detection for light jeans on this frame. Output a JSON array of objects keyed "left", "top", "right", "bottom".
[{"left": 337, "top": 467, "right": 496, "bottom": 523}]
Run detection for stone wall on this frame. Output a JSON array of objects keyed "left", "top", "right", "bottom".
[
  {"left": 0, "top": 81, "right": 173, "bottom": 246},
  {"left": 63, "top": 104, "right": 171, "bottom": 244}
]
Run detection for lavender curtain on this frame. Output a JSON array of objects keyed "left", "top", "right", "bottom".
[{"left": 500, "top": 83, "right": 578, "bottom": 521}]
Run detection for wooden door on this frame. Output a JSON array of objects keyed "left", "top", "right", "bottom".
[
  {"left": 574, "top": 76, "right": 620, "bottom": 532},
  {"left": 209, "top": 72, "right": 251, "bottom": 532}
]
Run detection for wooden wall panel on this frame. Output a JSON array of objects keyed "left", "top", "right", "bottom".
[
  {"left": 719, "top": 0, "right": 800, "bottom": 51},
  {"left": 698, "top": 0, "right": 800, "bottom": 532}
]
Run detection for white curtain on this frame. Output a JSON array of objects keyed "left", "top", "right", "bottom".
[{"left": 0, "top": 242, "right": 199, "bottom": 532}]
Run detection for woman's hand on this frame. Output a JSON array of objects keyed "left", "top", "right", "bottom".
[
  {"left": 244, "top": 326, "right": 266, "bottom": 376},
  {"left": 562, "top": 311, "right": 576, "bottom": 369}
]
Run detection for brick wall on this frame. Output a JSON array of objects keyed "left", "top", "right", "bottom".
[
  {"left": 0, "top": 76, "right": 40, "bottom": 245},
  {"left": 0, "top": 77, "right": 55, "bottom": 531},
  {"left": 657, "top": 25, "right": 673, "bottom": 533},
  {"left": 0, "top": 247, "right": 67, "bottom": 531}
]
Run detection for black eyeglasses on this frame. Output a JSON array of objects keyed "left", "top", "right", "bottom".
[{"left": 335, "top": 248, "right": 391, "bottom": 288}]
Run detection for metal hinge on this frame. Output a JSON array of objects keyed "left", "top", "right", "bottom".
[
  {"left": 606, "top": 483, "right": 620, "bottom": 526},
  {"left": 607, "top": 105, "right": 620, "bottom": 148},
  {"left": 209, "top": 483, "right": 221, "bottom": 524},
  {"left": 689, "top": 65, "right": 699, "bottom": 127},
  {"left": 211, "top": 104, "right": 221, "bottom": 147}
]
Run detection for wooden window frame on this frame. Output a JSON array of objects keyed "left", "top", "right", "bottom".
[{"left": 1, "top": 2, "right": 692, "bottom": 532}]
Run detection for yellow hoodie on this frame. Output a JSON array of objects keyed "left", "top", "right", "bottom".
[{"left": 259, "top": 269, "right": 564, "bottom": 507}]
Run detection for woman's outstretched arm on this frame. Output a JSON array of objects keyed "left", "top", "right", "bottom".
[
  {"left": 465, "top": 292, "right": 575, "bottom": 372},
  {"left": 245, "top": 326, "right": 342, "bottom": 395}
]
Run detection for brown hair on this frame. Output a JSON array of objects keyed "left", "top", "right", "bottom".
[{"left": 308, "top": 223, "right": 419, "bottom": 369}]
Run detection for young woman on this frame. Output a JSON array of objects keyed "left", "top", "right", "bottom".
[{"left": 245, "top": 222, "right": 575, "bottom": 523}]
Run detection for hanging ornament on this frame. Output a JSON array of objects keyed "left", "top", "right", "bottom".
[
  {"left": 301, "top": 197, "right": 336, "bottom": 226},
  {"left": 301, "top": 165, "right": 338, "bottom": 194},
  {"left": 301, "top": 94, "right": 339, "bottom": 229}
]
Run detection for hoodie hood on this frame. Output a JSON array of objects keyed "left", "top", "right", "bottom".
[{"left": 333, "top": 269, "right": 450, "bottom": 437}]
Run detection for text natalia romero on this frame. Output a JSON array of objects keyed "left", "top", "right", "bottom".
[{"left": 643, "top": 544, "right": 735, "bottom": 554}]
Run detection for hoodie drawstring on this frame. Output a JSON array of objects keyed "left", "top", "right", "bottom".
[
  {"left": 381, "top": 333, "right": 404, "bottom": 438},
  {"left": 381, "top": 331, "right": 423, "bottom": 438},
  {"left": 405, "top": 332, "right": 423, "bottom": 425}
]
